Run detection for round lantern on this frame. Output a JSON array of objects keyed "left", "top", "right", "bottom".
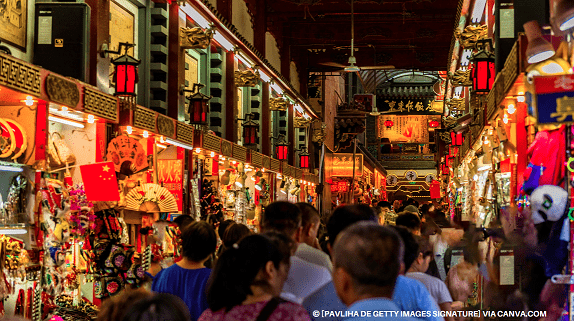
[
  {"left": 428, "top": 120, "right": 440, "bottom": 128},
  {"left": 384, "top": 120, "right": 394, "bottom": 129}
]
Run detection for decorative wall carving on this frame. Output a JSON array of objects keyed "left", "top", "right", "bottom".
[
  {"left": 134, "top": 106, "right": 157, "bottom": 132},
  {"left": 46, "top": 74, "right": 80, "bottom": 108},
  {"left": 445, "top": 98, "right": 465, "bottom": 113},
  {"left": 176, "top": 122, "right": 194, "bottom": 146},
  {"left": 447, "top": 69, "right": 472, "bottom": 86},
  {"left": 234, "top": 69, "right": 260, "bottom": 87},
  {"left": 0, "top": 53, "right": 41, "bottom": 96},
  {"left": 157, "top": 114, "right": 175, "bottom": 138},
  {"left": 312, "top": 123, "right": 326, "bottom": 144},
  {"left": 270, "top": 97, "right": 288, "bottom": 111},
  {"left": 293, "top": 117, "right": 312, "bottom": 128},
  {"left": 84, "top": 87, "right": 118, "bottom": 122},
  {"left": 180, "top": 25, "right": 215, "bottom": 49},
  {"left": 455, "top": 25, "right": 488, "bottom": 49}
]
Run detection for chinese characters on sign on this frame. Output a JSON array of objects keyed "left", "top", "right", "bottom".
[
  {"left": 533, "top": 74, "right": 574, "bottom": 125},
  {"left": 157, "top": 159, "right": 183, "bottom": 211},
  {"left": 331, "top": 153, "right": 363, "bottom": 177},
  {"left": 377, "top": 115, "right": 438, "bottom": 143},
  {"left": 376, "top": 97, "right": 442, "bottom": 115}
]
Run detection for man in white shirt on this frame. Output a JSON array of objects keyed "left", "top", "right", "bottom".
[
  {"left": 294, "top": 203, "right": 333, "bottom": 272},
  {"left": 261, "top": 201, "right": 331, "bottom": 304}
]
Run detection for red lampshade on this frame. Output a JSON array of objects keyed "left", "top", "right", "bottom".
[
  {"left": 450, "top": 132, "right": 464, "bottom": 146},
  {"left": 429, "top": 120, "right": 440, "bottom": 128},
  {"left": 299, "top": 149, "right": 310, "bottom": 168},
  {"left": 241, "top": 114, "right": 259, "bottom": 146},
  {"left": 276, "top": 145, "right": 288, "bottom": 160},
  {"left": 112, "top": 54, "right": 140, "bottom": 96},
  {"left": 187, "top": 84, "right": 212, "bottom": 124},
  {"left": 470, "top": 40, "right": 495, "bottom": 93},
  {"left": 384, "top": 120, "right": 394, "bottom": 128}
]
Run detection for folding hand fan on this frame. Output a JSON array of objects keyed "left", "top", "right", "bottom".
[
  {"left": 125, "top": 183, "right": 178, "bottom": 213},
  {"left": 105, "top": 136, "right": 148, "bottom": 174}
]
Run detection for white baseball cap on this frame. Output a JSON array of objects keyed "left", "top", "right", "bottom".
[{"left": 530, "top": 185, "right": 568, "bottom": 225}]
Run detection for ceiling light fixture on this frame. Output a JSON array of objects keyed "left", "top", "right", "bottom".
[
  {"left": 48, "top": 115, "right": 85, "bottom": 128},
  {"left": 524, "top": 21, "right": 555, "bottom": 64},
  {"left": 554, "top": 0, "right": 574, "bottom": 31}
]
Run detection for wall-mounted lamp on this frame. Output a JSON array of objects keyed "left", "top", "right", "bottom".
[
  {"left": 296, "top": 147, "right": 310, "bottom": 168},
  {"left": 237, "top": 113, "right": 259, "bottom": 147},
  {"left": 181, "top": 83, "right": 212, "bottom": 124},
  {"left": 554, "top": 0, "right": 574, "bottom": 31},
  {"left": 470, "top": 39, "right": 495, "bottom": 92},
  {"left": 524, "top": 21, "right": 555, "bottom": 64},
  {"left": 101, "top": 42, "right": 141, "bottom": 97},
  {"left": 271, "top": 134, "right": 289, "bottom": 160}
]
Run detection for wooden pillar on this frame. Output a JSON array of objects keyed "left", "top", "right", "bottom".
[
  {"left": 85, "top": 0, "right": 110, "bottom": 89},
  {"left": 225, "top": 51, "right": 237, "bottom": 143},
  {"left": 168, "top": 3, "right": 184, "bottom": 119},
  {"left": 217, "top": 0, "right": 232, "bottom": 22},
  {"left": 262, "top": 83, "right": 271, "bottom": 155},
  {"left": 253, "top": 0, "right": 266, "bottom": 55}
]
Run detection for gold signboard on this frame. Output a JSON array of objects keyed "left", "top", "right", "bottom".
[{"left": 332, "top": 153, "right": 363, "bottom": 177}]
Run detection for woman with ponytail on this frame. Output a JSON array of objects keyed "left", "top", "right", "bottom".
[{"left": 198, "top": 232, "right": 310, "bottom": 321}]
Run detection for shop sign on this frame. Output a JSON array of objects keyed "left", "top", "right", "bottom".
[
  {"left": 533, "top": 74, "right": 574, "bottom": 125},
  {"left": 376, "top": 97, "right": 442, "bottom": 115},
  {"left": 332, "top": 153, "right": 363, "bottom": 177},
  {"left": 157, "top": 159, "right": 183, "bottom": 211}
]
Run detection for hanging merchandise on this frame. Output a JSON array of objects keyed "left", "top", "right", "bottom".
[{"left": 105, "top": 135, "right": 148, "bottom": 175}]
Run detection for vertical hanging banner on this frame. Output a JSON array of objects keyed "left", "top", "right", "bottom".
[{"left": 157, "top": 159, "right": 184, "bottom": 211}]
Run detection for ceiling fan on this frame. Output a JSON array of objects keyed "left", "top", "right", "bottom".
[{"left": 320, "top": 0, "right": 394, "bottom": 72}]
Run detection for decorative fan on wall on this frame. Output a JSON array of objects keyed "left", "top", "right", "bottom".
[
  {"left": 125, "top": 183, "right": 178, "bottom": 213},
  {"left": 105, "top": 136, "right": 148, "bottom": 175}
]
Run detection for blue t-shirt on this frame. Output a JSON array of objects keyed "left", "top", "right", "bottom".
[
  {"left": 343, "top": 298, "right": 421, "bottom": 321},
  {"left": 392, "top": 275, "right": 443, "bottom": 321},
  {"left": 303, "top": 281, "right": 346, "bottom": 321},
  {"left": 152, "top": 265, "right": 211, "bottom": 321}
]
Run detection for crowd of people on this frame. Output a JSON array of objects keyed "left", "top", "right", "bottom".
[{"left": 92, "top": 199, "right": 562, "bottom": 321}]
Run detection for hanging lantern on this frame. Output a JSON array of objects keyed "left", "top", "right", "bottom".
[
  {"left": 299, "top": 147, "right": 310, "bottom": 168},
  {"left": 184, "top": 83, "right": 212, "bottom": 124},
  {"left": 450, "top": 131, "right": 464, "bottom": 146},
  {"left": 111, "top": 44, "right": 140, "bottom": 96},
  {"left": 428, "top": 120, "right": 440, "bottom": 128},
  {"left": 240, "top": 113, "right": 259, "bottom": 146},
  {"left": 384, "top": 120, "right": 394, "bottom": 129},
  {"left": 470, "top": 39, "right": 495, "bottom": 93},
  {"left": 274, "top": 134, "right": 289, "bottom": 160}
]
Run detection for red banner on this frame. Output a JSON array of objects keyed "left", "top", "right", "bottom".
[{"left": 157, "top": 159, "right": 183, "bottom": 211}]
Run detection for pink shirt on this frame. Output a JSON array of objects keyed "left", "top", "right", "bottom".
[{"left": 198, "top": 300, "right": 311, "bottom": 321}]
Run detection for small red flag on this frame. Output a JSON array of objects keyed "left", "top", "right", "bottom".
[
  {"left": 80, "top": 162, "right": 120, "bottom": 201},
  {"left": 430, "top": 180, "right": 441, "bottom": 199}
]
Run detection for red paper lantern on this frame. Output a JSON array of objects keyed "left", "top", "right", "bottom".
[
  {"left": 428, "top": 120, "right": 440, "bottom": 128},
  {"left": 299, "top": 148, "right": 310, "bottom": 168},
  {"left": 384, "top": 120, "right": 394, "bottom": 129},
  {"left": 112, "top": 53, "right": 140, "bottom": 96},
  {"left": 274, "top": 134, "right": 289, "bottom": 160},
  {"left": 187, "top": 83, "right": 212, "bottom": 124},
  {"left": 241, "top": 114, "right": 259, "bottom": 146},
  {"left": 450, "top": 132, "right": 464, "bottom": 146},
  {"left": 470, "top": 40, "right": 495, "bottom": 93}
]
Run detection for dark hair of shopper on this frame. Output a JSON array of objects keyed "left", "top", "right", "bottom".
[
  {"left": 420, "top": 204, "right": 430, "bottom": 215},
  {"left": 121, "top": 293, "right": 190, "bottom": 321},
  {"left": 218, "top": 219, "right": 235, "bottom": 240},
  {"left": 173, "top": 215, "right": 194, "bottom": 229},
  {"left": 396, "top": 212, "right": 422, "bottom": 231},
  {"left": 297, "top": 202, "right": 320, "bottom": 228},
  {"left": 222, "top": 223, "right": 252, "bottom": 249},
  {"left": 181, "top": 221, "right": 217, "bottom": 262},
  {"left": 97, "top": 288, "right": 152, "bottom": 321},
  {"left": 333, "top": 222, "right": 404, "bottom": 296},
  {"left": 377, "top": 201, "right": 392, "bottom": 210},
  {"left": 206, "top": 232, "right": 293, "bottom": 312},
  {"left": 413, "top": 235, "right": 433, "bottom": 258},
  {"left": 327, "top": 204, "right": 377, "bottom": 245},
  {"left": 389, "top": 225, "right": 419, "bottom": 271},
  {"left": 261, "top": 201, "right": 302, "bottom": 236}
]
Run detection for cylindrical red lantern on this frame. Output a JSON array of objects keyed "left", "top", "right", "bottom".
[
  {"left": 450, "top": 132, "right": 464, "bottom": 146},
  {"left": 241, "top": 114, "right": 259, "bottom": 146},
  {"left": 299, "top": 148, "right": 310, "bottom": 168},
  {"left": 470, "top": 39, "right": 495, "bottom": 93},
  {"left": 112, "top": 54, "right": 140, "bottom": 96},
  {"left": 274, "top": 134, "right": 289, "bottom": 160}
]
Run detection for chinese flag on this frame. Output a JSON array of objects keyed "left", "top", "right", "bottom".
[
  {"left": 430, "top": 180, "right": 441, "bottom": 199},
  {"left": 80, "top": 162, "right": 120, "bottom": 201}
]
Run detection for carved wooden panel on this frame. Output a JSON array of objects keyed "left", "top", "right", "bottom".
[
  {"left": 270, "top": 158, "right": 281, "bottom": 173},
  {"left": 134, "top": 106, "right": 157, "bottom": 132},
  {"left": 84, "top": 87, "right": 118, "bottom": 122},
  {"left": 283, "top": 163, "right": 294, "bottom": 178},
  {"left": 0, "top": 53, "right": 41, "bottom": 96},
  {"left": 232, "top": 144, "right": 248, "bottom": 162},
  {"left": 157, "top": 114, "right": 176, "bottom": 138},
  {"left": 46, "top": 74, "right": 80, "bottom": 108},
  {"left": 251, "top": 151, "right": 263, "bottom": 167},
  {"left": 262, "top": 155, "right": 270, "bottom": 169},
  {"left": 294, "top": 169, "right": 302, "bottom": 179},
  {"left": 176, "top": 122, "right": 194, "bottom": 146},
  {"left": 203, "top": 133, "right": 221, "bottom": 153},
  {"left": 503, "top": 40, "right": 519, "bottom": 94},
  {"left": 221, "top": 140, "right": 233, "bottom": 157}
]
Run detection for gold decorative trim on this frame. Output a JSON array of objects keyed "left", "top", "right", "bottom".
[
  {"left": 294, "top": 117, "right": 312, "bottom": 128},
  {"left": 221, "top": 140, "right": 233, "bottom": 157},
  {"left": 0, "top": 53, "right": 41, "bottom": 96},
  {"left": 270, "top": 158, "right": 281, "bottom": 173},
  {"left": 203, "top": 133, "right": 221, "bottom": 153},
  {"left": 232, "top": 144, "right": 248, "bottom": 162},
  {"left": 134, "top": 106, "right": 157, "bottom": 132},
  {"left": 84, "top": 87, "right": 118, "bottom": 122},
  {"left": 176, "top": 122, "right": 194, "bottom": 146},
  {"left": 157, "top": 114, "right": 175, "bottom": 138},
  {"left": 234, "top": 69, "right": 260, "bottom": 87},
  {"left": 270, "top": 97, "right": 288, "bottom": 111},
  {"left": 180, "top": 25, "right": 215, "bottom": 49},
  {"left": 46, "top": 74, "right": 80, "bottom": 108}
]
